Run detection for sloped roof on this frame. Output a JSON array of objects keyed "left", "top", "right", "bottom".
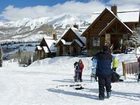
[
  {"left": 56, "top": 27, "right": 85, "bottom": 46},
  {"left": 82, "top": 8, "right": 138, "bottom": 36},
  {"left": 60, "top": 38, "right": 84, "bottom": 47},
  {"left": 71, "top": 27, "right": 86, "bottom": 45},
  {"left": 90, "top": 10, "right": 140, "bottom": 23},
  {"left": 43, "top": 46, "right": 49, "bottom": 53},
  {"left": 82, "top": 8, "right": 115, "bottom": 36},
  {"left": 99, "top": 17, "right": 133, "bottom": 36},
  {"left": 61, "top": 39, "right": 72, "bottom": 45},
  {"left": 41, "top": 38, "right": 57, "bottom": 53},
  {"left": 72, "top": 39, "right": 83, "bottom": 47},
  {"left": 56, "top": 28, "right": 70, "bottom": 45}
]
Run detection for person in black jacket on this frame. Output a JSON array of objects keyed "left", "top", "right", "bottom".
[
  {"left": 74, "top": 62, "right": 80, "bottom": 82},
  {"left": 95, "top": 46, "right": 113, "bottom": 100}
]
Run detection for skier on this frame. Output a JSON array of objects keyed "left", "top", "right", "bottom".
[
  {"left": 95, "top": 45, "right": 113, "bottom": 100},
  {"left": 112, "top": 55, "right": 119, "bottom": 72},
  {"left": 111, "top": 55, "right": 121, "bottom": 82},
  {"left": 74, "top": 61, "right": 80, "bottom": 82}
]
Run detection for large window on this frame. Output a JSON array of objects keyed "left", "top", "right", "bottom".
[{"left": 93, "top": 37, "right": 100, "bottom": 46}]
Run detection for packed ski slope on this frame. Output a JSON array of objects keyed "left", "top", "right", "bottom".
[{"left": 0, "top": 54, "right": 140, "bottom": 105}]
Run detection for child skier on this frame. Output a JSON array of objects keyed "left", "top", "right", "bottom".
[{"left": 74, "top": 61, "right": 80, "bottom": 82}]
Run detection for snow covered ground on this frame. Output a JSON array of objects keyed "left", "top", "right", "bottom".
[{"left": 0, "top": 54, "right": 140, "bottom": 105}]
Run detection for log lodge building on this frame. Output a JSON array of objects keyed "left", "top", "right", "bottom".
[
  {"left": 36, "top": 5, "right": 140, "bottom": 59},
  {"left": 82, "top": 5, "right": 140, "bottom": 56}
]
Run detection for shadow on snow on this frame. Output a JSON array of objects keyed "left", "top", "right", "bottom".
[{"left": 47, "top": 88, "right": 99, "bottom": 100}]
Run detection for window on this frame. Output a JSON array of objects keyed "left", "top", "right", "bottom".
[{"left": 93, "top": 37, "right": 100, "bottom": 46}]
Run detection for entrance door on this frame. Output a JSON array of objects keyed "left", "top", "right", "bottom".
[{"left": 111, "top": 35, "right": 121, "bottom": 50}]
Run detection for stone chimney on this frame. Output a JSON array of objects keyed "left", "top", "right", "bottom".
[
  {"left": 53, "top": 33, "right": 57, "bottom": 40},
  {"left": 111, "top": 5, "right": 117, "bottom": 15}
]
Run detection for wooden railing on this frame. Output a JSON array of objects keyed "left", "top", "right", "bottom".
[{"left": 122, "top": 61, "right": 140, "bottom": 78}]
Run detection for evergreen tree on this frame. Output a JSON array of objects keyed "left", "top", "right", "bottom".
[
  {"left": 128, "top": 27, "right": 140, "bottom": 47},
  {"left": 17, "top": 49, "right": 21, "bottom": 64},
  {"left": 27, "top": 56, "right": 32, "bottom": 66}
]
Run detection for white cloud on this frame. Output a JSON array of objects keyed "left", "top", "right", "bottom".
[
  {"left": 1, "top": 5, "right": 50, "bottom": 21},
  {"left": 0, "top": 1, "right": 106, "bottom": 21},
  {"left": 109, "top": 0, "right": 140, "bottom": 5},
  {"left": 108, "top": 0, "right": 140, "bottom": 11},
  {"left": 0, "top": 0, "right": 140, "bottom": 21}
]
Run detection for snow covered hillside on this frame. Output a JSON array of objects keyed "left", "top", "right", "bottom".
[
  {"left": 0, "top": 14, "right": 91, "bottom": 43},
  {"left": 0, "top": 54, "right": 140, "bottom": 105}
]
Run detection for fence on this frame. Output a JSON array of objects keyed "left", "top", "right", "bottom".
[{"left": 122, "top": 61, "right": 140, "bottom": 78}]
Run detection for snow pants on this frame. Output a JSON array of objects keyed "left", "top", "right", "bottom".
[
  {"left": 74, "top": 71, "right": 82, "bottom": 82},
  {"left": 98, "top": 75, "right": 112, "bottom": 97}
]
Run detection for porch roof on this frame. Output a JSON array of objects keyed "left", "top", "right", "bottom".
[
  {"left": 61, "top": 39, "right": 72, "bottom": 45},
  {"left": 72, "top": 39, "right": 83, "bottom": 47}
]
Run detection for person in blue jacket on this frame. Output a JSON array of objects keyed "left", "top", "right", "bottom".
[{"left": 95, "top": 45, "right": 113, "bottom": 100}]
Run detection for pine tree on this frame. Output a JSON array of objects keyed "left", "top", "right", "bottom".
[
  {"left": 128, "top": 27, "right": 140, "bottom": 47},
  {"left": 27, "top": 56, "right": 32, "bottom": 66},
  {"left": 17, "top": 49, "right": 21, "bottom": 64}
]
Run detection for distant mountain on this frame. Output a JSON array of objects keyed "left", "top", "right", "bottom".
[{"left": 0, "top": 14, "right": 92, "bottom": 43}]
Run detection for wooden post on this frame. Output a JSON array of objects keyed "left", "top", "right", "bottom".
[{"left": 122, "top": 62, "right": 126, "bottom": 79}]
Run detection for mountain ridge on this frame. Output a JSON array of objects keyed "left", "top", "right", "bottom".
[{"left": 0, "top": 14, "right": 92, "bottom": 43}]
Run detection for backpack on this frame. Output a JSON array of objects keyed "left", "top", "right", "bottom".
[
  {"left": 111, "top": 71, "right": 120, "bottom": 82},
  {"left": 74, "top": 62, "right": 80, "bottom": 72}
]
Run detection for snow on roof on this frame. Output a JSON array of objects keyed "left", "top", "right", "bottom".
[
  {"left": 43, "top": 38, "right": 56, "bottom": 52},
  {"left": 56, "top": 29, "right": 69, "bottom": 44},
  {"left": 70, "top": 27, "right": 86, "bottom": 45},
  {"left": 65, "top": 42, "right": 72, "bottom": 45},
  {"left": 43, "top": 46, "right": 49, "bottom": 53},
  {"left": 61, "top": 39, "right": 72, "bottom": 45},
  {"left": 80, "top": 36, "right": 86, "bottom": 44},
  {"left": 71, "top": 27, "right": 81, "bottom": 36},
  {"left": 73, "top": 39, "right": 83, "bottom": 47},
  {"left": 56, "top": 27, "right": 81, "bottom": 45},
  {"left": 37, "top": 46, "right": 42, "bottom": 50},
  {"left": 61, "top": 39, "right": 65, "bottom": 44},
  {"left": 43, "top": 36, "right": 53, "bottom": 40},
  {"left": 91, "top": 9, "right": 140, "bottom": 23},
  {"left": 107, "top": 9, "right": 134, "bottom": 33},
  {"left": 118, "top": 11, "right": 139, "bottom": 22}
]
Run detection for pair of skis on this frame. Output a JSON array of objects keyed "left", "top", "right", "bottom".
[{"left": 56, "top": 82, "right": 85, "bottom": 90}]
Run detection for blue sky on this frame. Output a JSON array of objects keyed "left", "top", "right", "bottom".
[
  {"left": 0, "top": 0, "right": 139, "bottom": 21},
  {"left": 0, "top": 0, "right": 109, "bottom": 12}
]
